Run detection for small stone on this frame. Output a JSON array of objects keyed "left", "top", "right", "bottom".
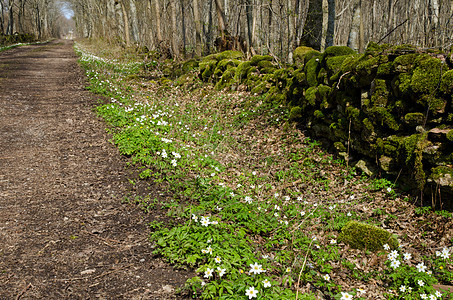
[{"left": 80, "top": 269, "right": 96, "bottom": 275}]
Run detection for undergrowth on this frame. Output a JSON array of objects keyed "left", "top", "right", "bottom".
[{"left": 74, "top": 41, "right": 453, "bottom": 300}]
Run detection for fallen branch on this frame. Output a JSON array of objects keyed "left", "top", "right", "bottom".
[{"left": 15, "top": 283, "right": 33, "bottom": 300}]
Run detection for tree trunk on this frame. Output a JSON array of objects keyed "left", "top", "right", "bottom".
[
  {"left": 301, "top": 0, "right": 323, "bottom": 50},
  {"left": 325, "top": 0, "right": 335, "bottom": 49},
  {"left": 129, "top": 0, "right": 139, "bottom": 43},
  {"left": 214, "top": 0, "right": 227, "bottom": 38},
  {"left": 193, "top": 0, "right": 202, "bottom": 56},
  {"left": 119, "top": 0, "right": 131, "bottom": 46},
  {"left": 153, "top": 0, "right": 163, "bottom": 44},
  {"left": 347, "top": 0, "right": 361, "bottom": 52},
  {"left": 0, "top": 1, "right": 4, "bottom": 35},
  {"left": 7, "top": 0, "right": 14, "bottom": 35},
  {"left": 245, "top": 0, "right": 253, "bottom": 50},
  {"left": 170, "top": 0, "right": 179, "bottom": 57},
  {"left": 180, "top": 0, "right": 186, "bottom": 55}
]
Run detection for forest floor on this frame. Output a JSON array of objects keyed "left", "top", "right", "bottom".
[{"left": 0, "top": 40, "right": 192, "bottom": 299}]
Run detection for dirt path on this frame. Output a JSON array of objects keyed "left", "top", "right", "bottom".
[{"left": 0, "top": 40, "right": 191, "bottom": 299}]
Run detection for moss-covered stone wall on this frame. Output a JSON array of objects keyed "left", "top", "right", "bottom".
[{"left": 171, "top": 43, "right": 453, "bottom": 204}]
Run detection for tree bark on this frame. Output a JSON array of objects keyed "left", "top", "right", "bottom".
[
  {"left": 193, "top": 0, "right": 202, "bottom": 56},
  {"left": 214, "top": 0, "right": 227, "bottom": 38},
  {"left": 119, "top": 0, "right": 131, "bottom": 46},
  {"left": 325, "top": 0, "right": 335, "bottom": 49},
  {"left": 7, "top": 0, "right": 14, "bottom": 35},
  {"left": 245, "top": 0, "right": 253, "bottom": 50},
  {"left": 170, "top": 0, "right": 180, "bottom": 57},
  {"left": 153, "top": 0, "right": 163, "bottom": 44},
  {"left": 301, "top": 0, "right": 323, "bottom": 50}
]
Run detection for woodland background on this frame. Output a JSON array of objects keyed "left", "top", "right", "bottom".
[{"left": 1, "top": 0, "right": 453, "bottom": 61}]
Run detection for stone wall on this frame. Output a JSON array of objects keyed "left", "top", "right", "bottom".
[{"left": 171, "top": 43, "right": 453, "bottom": 205}]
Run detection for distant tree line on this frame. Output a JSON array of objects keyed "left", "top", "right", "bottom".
[
  {"left": 68, "top": 0, "right": 453, "bottom": 61},
  {"left": 3, "top": 0, "right": 453, "bottom": 60},
  {"left": 0, "top": 0, "right": 69, "bottom": 42}
]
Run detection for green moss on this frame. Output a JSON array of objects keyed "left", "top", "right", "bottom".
[
  {"left": 304, "top": 57, "right": 319, "bottom": 87},
  {"left": 340, "top": 54, "right": 362, "bottom": 73},
  {"left": 377, "top": 61, "right": 394, "bottom": 77},
  {"left": 365, "top": 42, "right": 392, "bottom": 55},
  {"left": 305, "top": 86, "right": 317, "bottom": 106},
  {"left": 325, "top": 55, "right": 353, "bottom": 75},
  {"left": 289, "top": 106, "right": 303, "bottom": 120},
  {"left": 302, "top": 50, "right": 321, "bottom": 65},
  {"left": 314, "top": 110, "right": 324, "bottom": 119},
  {"left": 404, "top": 113, "right": 425, "bottom": 126},
  {"left": 392, "top": 44, "right": 417, "bottom": 53},
  {"left": 393, "top": 54, "right": 418, "bottom": 72},
  {"left": 250, "top": 55, "right": 273, "bottom": 66},
  {"left": 251, "top": 81, "right": 269, "bottom": 95},
  {"left": 257, "top": 60, "right": 275, "bottom": 69},
  {"left": 371, "top": 79, "right": 390, "bottom": 106},
  {"left": 216, "top": 59, "right": 240, "bottom": 71},
  {"left": 447, "top": 130, "right": 453, "bottom": 141},
  {"left": 317, "top": 85, "right": 331, "bottom": 101},
  {"left": 440, "top": 69, "right": 453, "bottom": 94},
  {"left": 215, "top": 68, "right": 235, "bottom": 90},
  {"left": 396, "top": 73, "right": 412, "bottom": 95},
  {"left": 293, "top": 46, "right": 315, "bottom": 66},
  {"left": 430, "top": 166, "right": 453, "bottom": 184},
  {"left": 339, "top": 221, "right": 398, "bottom": 252},
  {"left": 235, "top": 61, "right": 252, "bottom": 81},
  {"left": 334, "top": 141, "right": 346, "bottom": 152},
  {"left": 323, "top": 45, "right": 355, "bottom": 57},
  {"left": 216, "top": 50, "right": 244, "bottom": 60},
  {"left": 369, "top": 107, "right": 399, "bottom": 131},
  {"left": 181, "top": 59, "right": 199, "bottom": 73},
  {"left": 411, "top": 55, "right": 444, "bottom": 94},
  {"left": 199, "top": 60, "right": 218, "bottom": 81}
]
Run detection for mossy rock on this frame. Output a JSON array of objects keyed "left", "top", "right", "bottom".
[
  {"left": 391, "top": 44, "right": 418, "bottom": 54},
  {"left": 370, "top": 79, "right": 390, "bottom": 107},
  {"left": 250, "top": 55, "right": 273, "bottom": 66},
  {"left": 303, "top": 50, "right": 321, "bottom": 65},
  {"left": 216, "top": 59, "right": 241, "bottom": 71},
  {"left": 339, "top": 220, "right": 399, "bottom": 251},
  {"left": 235, "top": 61, "right": 252, "bottom": 81},
  {"left": 313, "top": 110, "right": 325, "bottom": 119},
  {"left": 251, "top": 81, "right": 270, "bottom": 95},
  {"left": 181, "top": 59, "right": 199, "bottom": 73},
  {"left": 447, "top": 130, "right": 453, "bottom": 141},
  {"left": 440, "top": 69, "right": 453, "bottom": 94},
  {"left": 404, "top": 112, "right": 425, "bottom": 126},
  {"left": 418, "top": 94, "right": 447, "bottom": 114},
  {"left": 305, "top": 86, "right": 317, "bottom": 106},
  {"left": 395, "top": 73, "right": 412, "bottom": 95},
  {"left": 368, "top": 106, "right": 400, "bottom": 131},
  {"left": 293, "top": 46, "right": 315, "bottom": 67},
  {"left": 365, "top": 42, "right": 392, "bottom": 55},
  {"left": 199, "top": 60, "right": 218, "bottom": 81},
  {"left": 323, "top": 46, "right": 355, "bottom": 58},
  {"left": 216, "top": 50, "right": 244, "bottom": 61},
  {"left": 340, "top": 54, "right": 362, "bottom": 73},
  {"left": 393, "top": 54, "right": 418, "bottom": 73},
  {"left": 411, "top": 55, "right": 444, "bottom": 94},
  {"left": 428, "top": 166, "right": 453, "bottom": 188},
  {"left": 289, "top": 106, "right": 303, "bottom": 120},
  {"left": 377, "top": 61, "right": 394, "bottom": 77},
  {"left": 215, "top": 69, "right": 235, "bottom": 90},
  {"left": 304, "top": 57, "right": 320, "bottom": 87},
  {"left": 325, "top": 55, "right": 354, "bottom": 76},
  {"left": 257, "top": 60, "right": 275, "bottom": 69}
]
